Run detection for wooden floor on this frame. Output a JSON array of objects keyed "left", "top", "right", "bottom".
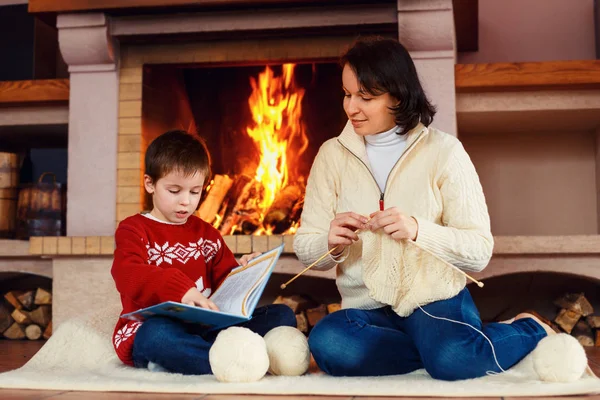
[{"left": 0, "top": 340, "right": 599, "bottom": 399}]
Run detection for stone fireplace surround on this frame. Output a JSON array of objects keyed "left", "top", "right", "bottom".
[{"left": 3, "top": 0, "right": 600, "bottom": 328}]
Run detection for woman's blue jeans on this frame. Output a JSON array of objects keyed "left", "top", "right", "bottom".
[
  {"left": 132, "top": 304, "right": 296, "bottom": 375},
  {"left": 308, "top": 288, "right": 547, "bottom": 381}
]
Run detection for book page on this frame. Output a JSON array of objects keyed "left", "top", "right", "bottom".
[{"left": 210, "top": 246, "right": 281, "bottom": 316}]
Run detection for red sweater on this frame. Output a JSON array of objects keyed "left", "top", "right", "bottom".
[{"left": 111, "top": 213, "right": 238, "bottom": 366}]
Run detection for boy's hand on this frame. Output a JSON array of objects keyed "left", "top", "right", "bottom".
[
  {"left": 181, "top": 288, "right": 219, "bottom": 311},
  {"left": 238, "top": 251, "right": 262, "bottom": 266}
]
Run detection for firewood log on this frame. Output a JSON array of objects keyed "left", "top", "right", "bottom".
[
  {"left": 3, "top": 322, "right": 25, "bottom": 339},
  {"left": 263, "top": 184, "right": 302, "bottom": 233},
  {"left": 306, "top": 304, "right": 327, "bottom": 328},
  {"left": 198, "top": 175, "right": 233, "bottom": 224},
  {"left": 554, "top": 308, "right": 581, "bottom": 333},
  {"left": 29, "top": 305, "right": 51, "bottom": 328},
  {"left": 25, "top": 324, "right": 42, "bottom": 340},
  {"left": 586, "top": 315, "right": 600, "bottom": 329},
  {"left": 273, "top": 295, "right": 311, "bottom": 314},
  {"left": 296, "top": 312, "right": 308, "bottom": 334},
  {"left": 4, "top": 291, "right": 23, "bottom": 310},
  {"left": 220, "top": 178, "right": 265, "bottom": 235},
  {"left": 576, "top": 335, "right": 595, "bottom": 347},
  {"left": 17, "top": 290, "right": 35, "bottom": 310},
  {"left": 0, "top": 302, "right": 14, "bottom": 334},
  {"left": 327, "top": 303, "right": 341, "bottom": 314},
  {"left": 43, "top": 321, "right": 52, "bottom": 340},
  {"left": 240, "top": 211, "right": 262, "bottom": 235},
  {"left": 573, "top": 319, "right": 593, "bottom": 335},
  {"left": 554, "top": 293, "right": 594, "bottom": 316},
  {"left": 34, "top": 288, "right": 52, "bottom": 305},
  {"left": 11, "top": 308, "right": 32, "bottom": 325},
  {"left": 288, "top": 196, "right": 304, "bottom": 225},
  {"left": 219, "top": 175, "right": 254, "bottom": 235},
  {"left": 572, "top": 319, "right": 594, "bottom": 346}
]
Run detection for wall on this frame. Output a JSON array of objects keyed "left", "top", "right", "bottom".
[
  {"left": 458, "top": 0, "right": 596, "bottom": 64},
  {"left": 462, "top": 129, "right": 598, "bottom": 235}
]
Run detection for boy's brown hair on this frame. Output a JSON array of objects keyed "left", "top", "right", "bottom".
[{"left": 144, "top": 130, "right": 211, "bottom": 183}]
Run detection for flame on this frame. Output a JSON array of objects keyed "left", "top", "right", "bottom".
[{"left": 246, "top": 64, "right": 308, "bottom": 216}]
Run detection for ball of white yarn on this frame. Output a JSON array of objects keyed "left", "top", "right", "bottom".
[
  {"left": 264, "top": 326, "right": 310, "bottom": 376},
  {"left": 532, "top": 333, "right": 588, "bottom": 382},
  {"left": 209, "top": 326, "right": 269, "bottom": 382}
]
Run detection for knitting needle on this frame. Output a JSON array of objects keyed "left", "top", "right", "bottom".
[
  {"left": 409, "top": 240, "right": 485, "bottom": 288},
  {"left": 280, "top": 239, "right": 485, "bottom": 289},
  {"left": 280, "top": 246, "right": 339, "bottom": 289},
  {"left": 281, "top": 221, "right": 370, "bottom": 290}
]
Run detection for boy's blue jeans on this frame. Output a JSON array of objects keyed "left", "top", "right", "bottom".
[
  {"left": 132, "top": 304, "right": 296, "bottom": 375},
  {"left": 308, "top": 288, "right": 547, "bottom": 381}
]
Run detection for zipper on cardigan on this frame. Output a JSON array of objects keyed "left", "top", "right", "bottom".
[
  {"left": 380, "top": 128, "right": 427, "bottom": 196},
  {"left": 336, "top": 141, "right": 383, "bottom": 198},
  {"left": 338, "top": 127, "right": 427, "bottom": 212}
]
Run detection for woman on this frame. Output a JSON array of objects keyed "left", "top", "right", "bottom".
[{"left": 293, "top": 37, "right": 552, "bottom": 381}]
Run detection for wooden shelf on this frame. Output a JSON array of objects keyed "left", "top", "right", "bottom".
[
  {"left": 456, "top": 61, "right": 600, "bottom": 134},
  {"left": 0, "top": 79, "right": 69, "bottom": 151},
  {"left": 29, "top": 0, "right": 375, "bottom": 13},
  {"left": 0, "top": 79, "right": 69, "bottom": 106},
  {"left": 455, "top": 60, "right": 600, "bottom": 93}
]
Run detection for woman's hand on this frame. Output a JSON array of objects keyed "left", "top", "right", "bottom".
[
  {"left": 238, "top": 251, "right": 262, "bottom": 266},
  {"left": 181, "top": 288, "right": 219, "bottom": 311},
  {"left": 328, "top": 212, "right": 369, "bottom": 255},
  {"left": 368, "top": 207, "right": 418, "bottom": 241}
]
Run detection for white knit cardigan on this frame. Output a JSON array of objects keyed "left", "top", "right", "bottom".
[{"left": 294, "top": 121, "right": 494, "bottom": 316}]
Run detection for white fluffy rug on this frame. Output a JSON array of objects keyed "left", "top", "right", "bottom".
[{"left": 1, "top": 304, "right": 599, "bottom": 397}]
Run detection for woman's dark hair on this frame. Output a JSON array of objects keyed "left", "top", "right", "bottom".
[
  {"left": 145, "top": 130, "right": 211, "bottom": 183},
  {"left": 340, "top": 36, "right": 436, "bottom": 135}
]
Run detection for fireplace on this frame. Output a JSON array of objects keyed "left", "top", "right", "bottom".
[
  {"left": 53, "top": 0, "right": 458, "bottom": 237},
  {"left": 141, "top": 62, "right": 346, "bottom": 235},
  {"left": 17, "top": 0, "right": 470, "bottom": 326}
]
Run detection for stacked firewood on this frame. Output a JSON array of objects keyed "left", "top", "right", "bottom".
[
  {"left": 550, "top": 292, "right": 599, "bottom": 347},
  {"left": 197, "top": 174, "right": 305, "bottom": 235},
  {"left": 0, "top": 288, "right": 52, "bottom": 340},
  {"left": 273, "top": 295, "right": 340, "bottom": 335}
]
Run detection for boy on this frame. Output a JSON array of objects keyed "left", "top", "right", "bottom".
[{"left": 111, "top": 130, "right": 296, "bottom": 375}]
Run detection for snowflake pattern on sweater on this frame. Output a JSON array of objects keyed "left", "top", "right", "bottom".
[
  {"left": 111, "top": 214, "right": 238, "bottom": 366},
  {"left": 114, "top": 321, "right": 142, "bottom": 349},
  {"left": 145, "top": 238, "right": 221, "bottom": 266}
]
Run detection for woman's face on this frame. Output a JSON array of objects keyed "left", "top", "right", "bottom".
[{"left": 342, "top": 64, "right": 398, "bottom": 136}]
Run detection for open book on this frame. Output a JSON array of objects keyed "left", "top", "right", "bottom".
[{"left": 121, "top": 244, "right": 284, "bottom": 328}]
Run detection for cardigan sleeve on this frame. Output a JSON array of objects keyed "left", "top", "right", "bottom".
[
  {"left": 294, "top": 142, "right": 346, "bottom": 271},
  {"left": 414, "top": 142, "right": 494, "bottom": 272},
  {"left": 111, "top": 222, "right": 196, "bottom": 308}
]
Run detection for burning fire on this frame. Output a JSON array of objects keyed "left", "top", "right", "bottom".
[
  {"left": 199, "top": 64, "right": 308, "bottom": 236},
  {"left": 246, "top": 64, "right": 308, "bottom": 213}
]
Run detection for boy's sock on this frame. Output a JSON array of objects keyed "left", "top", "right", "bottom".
[{"left": 148, "top": 361, "right": 169, "bottom": 373}]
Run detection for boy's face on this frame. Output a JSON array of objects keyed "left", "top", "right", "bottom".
[{"left": 144, "top": 169, "right": 206, "bottom": 224}]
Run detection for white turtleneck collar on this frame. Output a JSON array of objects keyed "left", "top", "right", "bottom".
[
  {"left": 364, "top": 125, "right": 404, "bottom": 147},
  {"left": 364, "top": 125, "right": 408, "bottom": 193}
]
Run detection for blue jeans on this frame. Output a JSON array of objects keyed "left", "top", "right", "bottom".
[
  {"left": 308, "top": 288, "right": 547, "bottom": 380},
  {"left": 132, "top": 304, "right": 296, "bottom": 375}
]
